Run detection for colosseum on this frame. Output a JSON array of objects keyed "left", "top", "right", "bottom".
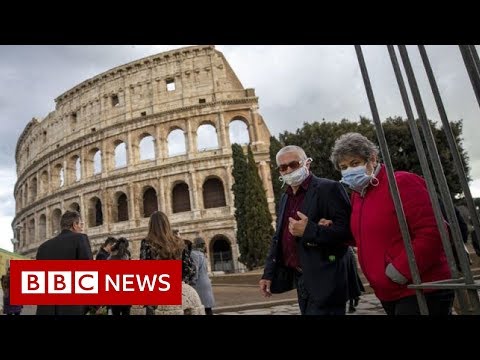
[{"left": 12, "top": 45, "right": 275, "bottom": 273}]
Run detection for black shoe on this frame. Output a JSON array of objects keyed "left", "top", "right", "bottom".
[
  {"left": 354, "top": 297, "right": 359, "bottom": 307},
  {"left": 348, "top": 306, "right": 356, "bottom": 313}
]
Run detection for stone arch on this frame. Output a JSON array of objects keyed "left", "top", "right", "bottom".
[
  {"left": 167, "top": 128, "right": 186, "bottom": 157},
  {"left": 30, "top": 177, "right": 38, "bottom": 201},
  {"left": 113, "top": 191, "right": 129, "bottom": 222},
  {"left": 69, "top": 202, "right": 80, "bottom": 214},
  {"left": 139, "top": 133, "right": 156, "bottom": 161},
  {"left": 67, "top": 155, "right": 81, "bottom": 184},
  {"left": 142, "top": 186, "right": 158, "bottom": 218},
  {"left": 52, "top": 163, "right": 64, "bottom": 188},
  {"left": 51, "top": 208, "right": 62, "bottom": 236},
  {"left": 196, "top": 123, "right": 219, "bottom": 151},
  {"left": 172, "top": 181, "right": 191, "bottom": 213},
  {"left": 88, "top": 196, "right": 103, "bottom": 227},
  {"left": 229, "top": 117, "right": 250, "bottom": 145},
  {"left": 40, "top": 170, "right": 48, "bottom": 195},
  {"left": 114, "top": 140, "right": 127, "bottom": 169},
  {"left": 87, "top": 147, "right": 102, "bottom": 176},
  {"left": 210, "top": 234, "right": 233, "bottom": 273},
  {"left": 39, "top": 214, "right": 46, "bottom": 242},
  {"left": 202, "top": 177, "right": 226, "bottom": 209}
]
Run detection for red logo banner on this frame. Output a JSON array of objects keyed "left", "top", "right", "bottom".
[{"left": 9, "top": 260, "right": 182, "bottom": 305}]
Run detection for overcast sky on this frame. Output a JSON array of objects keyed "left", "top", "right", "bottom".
[{"left": 1, "top": 45, "right": 479, "bottom": 252}]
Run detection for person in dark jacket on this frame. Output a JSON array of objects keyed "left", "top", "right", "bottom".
[
  {"left": 107, "top": 237, "right": 131, "bottom": 315},
  {"left": 259, "top": 145, "right": 353, "bottom": 315},
  {"left": 95, "top": 237, "right": 116, "bottom": 260},
  {"left": 35, "top": 210, "right": 93, "bottom": 315}
]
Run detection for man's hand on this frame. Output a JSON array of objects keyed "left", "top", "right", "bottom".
[
  {"left": 259, "top": 279, "right": 272, "bottom": 298},
  {"left": 288, "top": 211, "right": 309, "bottom": 237},
  {"left": 318, "top": 218, "right": 333, "bottom": 227}
]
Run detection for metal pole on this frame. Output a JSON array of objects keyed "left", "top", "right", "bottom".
[
  {"left": 467, "top": 45, "right": 480, "bottom": 77},
  {"left": 398, "top": 45, "right": 480, "bottom": 314},
  {"left": 419, "top": 44, "right": 480, "bottom": 268},
  {"left": 458, "top": 45, "right": 480, "bottom": 111},
  {"left": 355, "top": 45, "right": 429, "bottom": 315},
  {"left": 387, "top": 45, "right": 469, "bottom": 312}
]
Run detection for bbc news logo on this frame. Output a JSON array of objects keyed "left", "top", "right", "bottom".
[{"left": 9, "top": 260, "right": 181, "bottom": 305}]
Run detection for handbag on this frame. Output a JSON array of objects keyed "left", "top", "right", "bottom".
[{"left": 270, "top": 264, "right": 296, "bottom": 294}]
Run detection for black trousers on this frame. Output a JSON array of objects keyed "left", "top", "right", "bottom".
[
  {"left": 295, "top": 272, "right": 345, "bottom": 315},
  {"left": 381, "top": 289, "right": 454, "bottom": 315}
]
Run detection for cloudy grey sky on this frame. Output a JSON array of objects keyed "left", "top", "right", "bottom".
[{"left": 1, "top": 45, "right": 479, "bottom": 252}]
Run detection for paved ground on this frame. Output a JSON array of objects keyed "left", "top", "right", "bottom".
[{"left": 216, "top": 293, "right": 385, "bottom": 315}]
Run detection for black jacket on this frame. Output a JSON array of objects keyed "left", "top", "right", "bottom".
[
  {"left": 262, "top": 175, "right": 352, "bottom": 307},
  {"left": 35, "top": 229, "right": 93, "bottom": 315}
]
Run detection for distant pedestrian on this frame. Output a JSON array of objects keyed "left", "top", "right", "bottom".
[
  {"left": 1, "top": 267, "right": 23, "bottom": 315},
  {"left": 191, "top": 237, "right": 215, "bottom": 315}
]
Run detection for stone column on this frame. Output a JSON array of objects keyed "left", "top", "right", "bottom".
[
  {"left": 224, "top": 165, "right": 233, "bottom": 208},
  {"left": 128, "top": 183, "right": 137, "bottom": 221},
  {"left": 189, "top": 170, "right": 201, "bottom": 219},
  {"left": 159, "top": 176, "right": 167, "bottom": 214},
  {"left": 127, "top": 131, "right": 135, "bottom": 168},
  {"left": 186, "top": 119, "right": 196, "bottom": 157},
  {"left": 218, "top": 112, "right": 230, "bottom": 150}
]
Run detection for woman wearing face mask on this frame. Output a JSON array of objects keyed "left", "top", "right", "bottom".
[{"left": 328, "top": 132, "right": 453, "bottom": 315}]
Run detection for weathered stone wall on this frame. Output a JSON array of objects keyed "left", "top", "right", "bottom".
[{"left": 12, "top": 45, "right": 274, "bottom": 273}]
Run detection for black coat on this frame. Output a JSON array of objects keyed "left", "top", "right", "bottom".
[
  {"left": 263, "top": 175, "right": 353, "bottom": 307},
  {"left": 35, "top": 229, "right": 93, "bottom": 315}
]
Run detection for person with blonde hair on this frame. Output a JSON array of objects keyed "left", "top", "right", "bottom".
[{"left": 140, "top": 211, "right": 185, "bottom": 315}]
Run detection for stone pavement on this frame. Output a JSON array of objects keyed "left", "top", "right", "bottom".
[{"left": 216, "top": 293, "right": 385, "bottom": 315}]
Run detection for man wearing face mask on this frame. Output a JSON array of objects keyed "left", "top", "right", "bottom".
[
  {"left": 259, "top": 145, "right": 353, "bottom": 315},
  {"left": 328, "top": 132, "right": 453, "bottom": 315}
]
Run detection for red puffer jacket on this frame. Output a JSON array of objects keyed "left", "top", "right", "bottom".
[{"left": 350, "top": 165, "right": 451, "bottom": 301}]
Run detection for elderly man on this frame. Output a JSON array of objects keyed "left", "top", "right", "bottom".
[{"left": 259, "top": 145, "right": 353, "bottom": 315}]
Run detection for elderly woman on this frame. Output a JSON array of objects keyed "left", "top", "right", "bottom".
[{"left": 328, "top": 132, "right": 453, "bottom": 315}]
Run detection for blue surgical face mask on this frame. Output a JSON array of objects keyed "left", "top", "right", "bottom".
[{"left": 340, "top": 165, "right": 376, "bottom": 193}]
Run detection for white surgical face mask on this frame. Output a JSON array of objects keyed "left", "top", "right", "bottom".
[{"left": 279, "top": 158, "right": 311, "bottom": 187}]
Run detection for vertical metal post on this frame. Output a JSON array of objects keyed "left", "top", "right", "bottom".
[
  {"left": 419, "top": 45, "right": 480, "bottom": 269},
  {"left": 387, "top": 45, "right": 469, "bottom": 312},
  {"left": 398, "top": 45, "right": 480, "bottom": 314},
  {"left": 459, "top": 45, "right": 480, "bottom": 110},
  {"left": 355, "top": 45, "right": 429, "bottom": 315}
]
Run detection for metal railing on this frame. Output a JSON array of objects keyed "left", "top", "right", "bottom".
[{"left": 355, "top": 45, "right": 480, "bottom": 315}]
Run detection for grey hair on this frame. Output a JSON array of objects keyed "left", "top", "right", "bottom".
[
  {"left": 276, "top": 145, "right": 308, "bottom": 165},
  {"left": 330, "top": 132, "right": 379, "bottom": 171}
]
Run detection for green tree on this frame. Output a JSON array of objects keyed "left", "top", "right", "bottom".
[
  {"left": 272, "top": 117, "right": 469, "bottom": 198},
  {"left": 231, "top": 143, "right": 248, "bottom": 268},
  {"left": 241, "top": 146, "right": 275, "bottom": 270},
  {"left": 269, "top": 136, "right": 283, "bottom": 212}
]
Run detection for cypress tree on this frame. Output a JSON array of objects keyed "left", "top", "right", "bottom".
[
  {"left": 231, "top": 143, "right": 248, "bottom": 267},
  {"left": 242, "top": 145, "right": 274, "bottom": 270}
]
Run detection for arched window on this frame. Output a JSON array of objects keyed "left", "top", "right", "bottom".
[
  {"left": 197, "top": 124, "right": 219, "bottom": 151},
  {"left": 203, "top": 178, "right": 226, "bottom": 208},
  {"left": 167, "top": 129, "right": 186, "bottom": 156},
  {"left": 139, "top": 135, "right": 155, "bottom": 161},
  {"left": 229, "top": 119, "right": 250, "bottom": 145},
  {"left": 172, "top": 182, "right": 191, "bottom": 213},
  {"left": 52, "top": 209, "right": 62, "bottom": 236},
  {"left": 89, "top": 197, "right": 103, "bottom": 227},
  {"left": 114, "top": 141, "right": 127, "bottom": 168},
  {"left": 143, "top": 187, "right": 158, "bottom": 217}
]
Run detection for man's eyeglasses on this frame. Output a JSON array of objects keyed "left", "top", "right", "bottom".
[{"left": 277, "top": 160, "right": 302, "bottom": 172}]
